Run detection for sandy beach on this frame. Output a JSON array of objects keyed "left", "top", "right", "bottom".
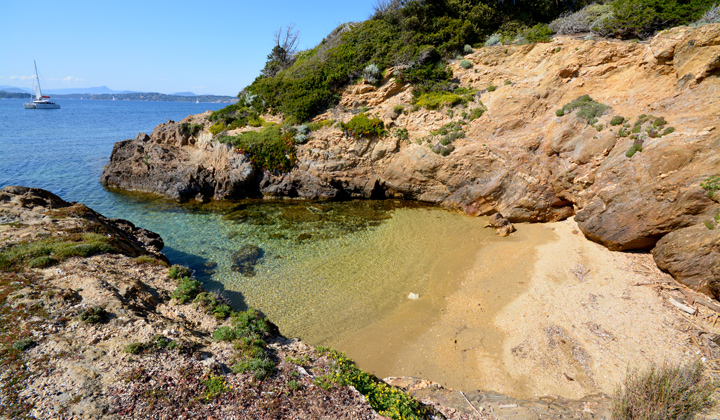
[{"left": 340, "top": 217, "right": 717, "bottom": 400}]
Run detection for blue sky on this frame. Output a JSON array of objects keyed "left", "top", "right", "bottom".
[{"left": 0, "top": 0, "right": 379, "bottom": 96}]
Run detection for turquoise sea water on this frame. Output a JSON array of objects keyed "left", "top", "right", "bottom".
[{"left": 0, "top": 98, "right": 496, "bottom": 345}]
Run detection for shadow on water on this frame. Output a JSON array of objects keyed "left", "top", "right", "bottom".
[{"left": 163, "top": 245, "right": 248, "bottom": 311}]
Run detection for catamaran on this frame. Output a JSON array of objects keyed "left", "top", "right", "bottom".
[{"left": 24, "top": 61, "right": 60, "bottom": 109}]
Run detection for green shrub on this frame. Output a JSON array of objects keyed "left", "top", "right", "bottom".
[
  {"left": 706, "top": 220, "right": 716, "bottom": 230},
  {"left": 233, "top": 356, "right": 275, "bottom": 380},
  {"left": 124, "top": 342, "right": 145, "bottom": 355},
  {"left": 180, "top": 122, "right": 204, "bottom": 137},
  {"left": 487, "top": 84, "right": 496, "bottom": 92},
  {"left": 468, "top": 104, "right": 487, "bottom": 121},
  {"left": 610, "top": 116, "right": 625, "bottom": 126},
  {"left": 172, "top": 277, "right": 201, "bottom": 304},
  {"left": 460, "top": 60, "right": 473, "bottom": 69},
  {"left": 0, "top": 233, "right": 117, "bottom": 272},
  {"left": 662, "top": 127, "right": 675, "bottom": 136},
  {"left": 394, "top": 127, "right": 409, "bottom": 140},
  {"left": 78, "top": 306, "right": 108, "bottom": 324},
  {"left": 393, "top": 105, "right": 404, "bottom": 114},
  {"left": 612, "top": 360, "right": 716, "bottom": 419},
  {"left": 12, "top": 338, "right": 35, "bottom": 352},
  {"left": 484, "top": 33, "right": 502, "bottom": 47},
  {"left": 413, "top": 91, "right": 471, "bottom": 110},
  {"left": 341, "top": 113, "right": 386, "bottom": 138},
  {"left": 701, "top": 175, "right": 720, "bottom": 198},
  {"left": 605, "top": 0, "right": 717, "bottom": 38},
  {"left": 209, "top": 122, "right": 226, "bottom": 136},
  {"left": 318, "top": 347, "right": 430, "bottom": 419},
  {"left": 202, "top": 375, "right": 229, "bottom": 400},
  {"left": 213, "top": 303, "right": 233, "bottom": 320},
  {"left": 695, "top": 3, "right": 720, "bottom": 25},
  {"left": 168, "top": 265, "right": 191, "bottom": 280},
  {"left": 557, "top": 95, "right": 609, "bottom": 124},
  {"left": 463, "top": 44, "right": 474, "bottom": 54},
  {"left": 219, "top": 126, "right": 296, "bottom": 173},
  {"left": 306, "top": 119, "right": 334, "bottom": 131},
  {"left": 618, "top": 127, "right": 630, "bottom": 137},
  {"left": 626, "top": 143, "right": 643, "bottom": 158},
  {"left": 521, "top": 23, "right": 553, "bottom": 43}
]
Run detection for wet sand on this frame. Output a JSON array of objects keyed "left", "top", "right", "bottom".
[{"left": 336, "top": 217, "right": 699, "bottom": 399}]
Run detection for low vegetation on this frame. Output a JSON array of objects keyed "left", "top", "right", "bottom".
[
  {"left": 611, "top": 359, "right": 716, "bottom": 419},
  {"left": 317, "top": 347, "right": 431, "bottom": 419},
  {"left": 0, "top": 233, "right": 117, "bottom": 272},
  {"left": 556, "top": 95, "right": 609, "bottom": 124},
  {"left": 701, "top": 175, "right": 720, "bottom": 198},
  {"left": 340, "top": 113, "right": 386, "bottom": 138},
  {"left": 219, "top": 126, "right": 297, "bottom": 173}
]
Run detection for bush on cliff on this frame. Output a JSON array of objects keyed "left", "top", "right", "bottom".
[
  {"left": 228, "top": 0, "right": 584, "bottom": 123},
  {"left": 219, "top": 126, "right": 296, "bottom": 173},
  {"left": 340, "top": 113, "right": 386, "bottom": 138},
  {"left": 556, "top": 95, "right": 609, "bottom": 124}
]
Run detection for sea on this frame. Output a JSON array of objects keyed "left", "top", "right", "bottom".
[{"left": 0, "top": 98, "right": 498, "bottom": 348}]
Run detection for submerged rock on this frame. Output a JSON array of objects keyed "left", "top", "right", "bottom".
[{"left": 231, "top": 245, "right": 264, "bottom": 276}]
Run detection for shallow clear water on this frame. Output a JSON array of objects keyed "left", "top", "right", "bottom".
[{"left": 0, "top": 98, "right": 499, "bottom": 345}]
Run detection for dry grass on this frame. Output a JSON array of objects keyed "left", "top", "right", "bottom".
[{"left": 612, "top": 359, "right": 716, "bottom": 419}]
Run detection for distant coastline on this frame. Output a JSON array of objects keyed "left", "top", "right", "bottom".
[{"left": 0, "top": 90, "right": 238, "bottom": 103}]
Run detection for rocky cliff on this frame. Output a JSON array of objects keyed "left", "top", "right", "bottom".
[{"left": 102, "top": 24, "right": 720, "bottom": 298}]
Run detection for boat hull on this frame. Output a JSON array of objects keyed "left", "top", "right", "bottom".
[{"left": 24, "top": 102, "right": 60, "bottom": 109}]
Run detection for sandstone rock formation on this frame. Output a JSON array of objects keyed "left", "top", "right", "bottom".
[{"left": 101, "top": 24, "right": 720, "bottom": 298}]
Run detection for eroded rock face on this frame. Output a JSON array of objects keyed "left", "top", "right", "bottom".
[
  {"left": 101, "top": 25, "right": 720, "bottom": 297},
  {"left": 653, "top": 223, "right": 720, "bottom": 298}
]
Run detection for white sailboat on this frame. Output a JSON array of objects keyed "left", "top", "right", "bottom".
[{"left": 24, "top": 61, "right": 60, "bottom": 109}]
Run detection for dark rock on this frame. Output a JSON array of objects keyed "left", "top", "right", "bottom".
[
  {"left": 231, "top": 245, "right": 264, "bottom": 277},
  {"left": 484, "top": 213, "right": 517, "bottom": 236}
]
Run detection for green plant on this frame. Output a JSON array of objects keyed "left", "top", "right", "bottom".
[
  {"left": 171, "top": 277, "right": 201, "bottom": 304},
  {"left": 209, "top": 122, "right": 226, "bottom": 136},
  {"left": 0, "top": 232, "right": 117, "bottom": 272},
  {"left": 168, "top": 265, "right": 191, "bottom": 279},
  {"left": 556, "top": 95, "right": 610, "bottom": 124},
  {"left": 505, "top": 79, "right": 512, "bottom": 85},
  {"left": 619, "top": 127, "right": 630, "bottom": 137},
  {"left": 626, "top": 143, "right": 643, "bottom": 158},
  {"left": 393, "top": 105, "right": 404, "bottom": 114},
  {"left": 307, "top": 119, "right": 334, "bottom": 131},
  {"left": 605, "top": 0, "right": 717, "bottom": 38},
  {"left": 521, "top": 23, "right": 553, "bottom": 43},
  {"left": 611, "top": 116, "right": 625, "bottom": 126},
  {"left": 219, "top": 126, "right": 296, "bottom": 173},
  {"left": 468, "top": 105, "right": 487, "bottom": 121},
  {"left": 124, "top": 342, "right": 145, "bottom": 355},
  {"left": 460, "top": 60, "right": 473, "bottom": 69},
  {"left": 232, "top": 356, "right": 275, "bottom": 380},
  {"left": 413, "top": 92, "right": 466, "bottom": 110},
  {"left": 341, "top": 113, "right": 386, "bottom": 138},
  {"left": 463, "top": 44, "right": 474, "bottom": 54},
  {"left": 662, "top": 127, "right": 675, "bottom": 136},
  {"left": 394, "top": 127, "right": 409, "bottom": 140},
  {"left": 706, "top": 220, "right": 715, "bottom": 230},
  {"left": 78, "top": 306, "right": 108, "bottom": 324},
  {"left": 487, "top": 84, "right": 496, "bottom": 92},
  {"left": 202, "top": 375, "right": 228, "bottom": 400},
  {"left": 363, "top": 63, "right": 382, "bottom": 85},
  {"left": 313, "top": 374, "right": 336, "bottom": 391},
  {"left": 701, "top": 175, "right": 720, "bottom": 198},
  {"left": 287, "top": 379, "right": 302, "bottom": 392},
  {"left": 317, "top": 347, "right": 430, "bottom": 419},
  {"left": 11, "top": 338, "right": 35, "bottom": 352},
  {"left": 180, "top": 122, "right": 203, "bottom": 137},
  {"left": 611, "top": 359, "right": 716, "bottom": 419}
]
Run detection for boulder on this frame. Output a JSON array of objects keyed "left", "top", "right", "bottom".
[{"left": 231, "top": 245, "right": 264, "bottom": 277}]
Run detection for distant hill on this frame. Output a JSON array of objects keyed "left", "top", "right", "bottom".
[
  {"left": 172, "top": 91, "right": 197, "bottom": 97},
  {"left": 45, "top": 86, "right": 135, "bottom": 95},
  {"left": 47, "top": 92, "right": 238, "bottom": 103},
  {"left": 0, "top": 86, "right": 30, "bottom": 94},
  {"left": 0, "top": 91, "right": 30, "bottom": 99}
]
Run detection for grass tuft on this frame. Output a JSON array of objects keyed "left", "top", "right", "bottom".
[{"left": 612, "top": 360, "right": 716, "bottom": 419}]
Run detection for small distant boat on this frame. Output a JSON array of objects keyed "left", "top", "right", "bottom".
[
  {"left": 196, "top": 99, "right": 199, "bottom": 104},
  {"left": 112, "top": 96, "right": 116, "bottom": 101},
  {"left": 24, "top": 61, "right": 60, "bottom": 109}
]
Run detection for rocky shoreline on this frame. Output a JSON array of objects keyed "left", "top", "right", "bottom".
[{"left": 102, "top": 25, "right": 720, "bottom": 302}]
